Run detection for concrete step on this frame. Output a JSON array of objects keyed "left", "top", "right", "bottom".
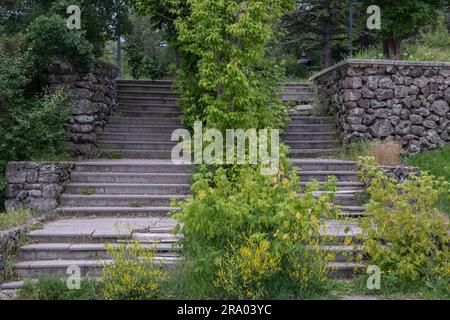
[
  {"left": 289, "top": 149, "right": 335, "bottom": 158},
  {"left": 322, "top": 245, "right": 364, "bottom": 263},
  {"left": 327, "top": 262, "right": 365, "bottom": 279},
  {"left": 284, "top": 124, "right": 335, "bottom": 133},
  {"left": 99, "top": 141, "right": 177, "bottom": 151},
  {"left": 117, "top": 90, "right": 179, "bottom": 98},
  {"left": 71, "top": 172, "right": 191, "bottom": 184},
  {"left": 100, "top": 149, "right": 173, "bottom": 159},
  {"left": 291, "top": 159, "right": 358, "bottom": 171},
  {"left": 299, "top": 181, "right": 364, "bottom": 191},
  {"left": 116, "top": 110, "right": 182, "bottom": 118},
  {"left": 298, "top": 171, "right": 359, "bottom": 182},
  {"left": 19, "top": 243, "right": 180, "bottom": 261},
  {"left": 118, "top": 96, "right": 178, "bottom": 105},
  {"left": 117, "top": 80, "right": 173, "bottom": 86},
  {"left": 14, "top": 258, "right": 179, "bottom": 278},
  {"left": 332, "top": 194, "right": 362, "bottom": 207},
  {"left": 338, "top": 206, "right": 367, "bottom": 218},
  {"left": 119, "top": 104, "right": 181, "bottom": 112},
  {"left": 108, "top": 117, "right": 182, "bottom": 126},
  {"left": 56, "top": 206, "right": 180, "bottom": 217},
  {"left": 104, "top": 125, "right": 183, "bottom": 134},
  {"left": 65, "top": 183, "right": 191, "bottom": 195},
  {"left": 287, "top": 117, "right": 333, "bottom": 124},
  {"left": 281, "top": 93, "right": 314, "bottom": 102},
  {"left": 59, "top": 195, "right": 188, "bottom": 207},
  {"left": 285, "top": 140, "right": 339, "bottom": 149},
  {"left": 74, "top": 161, "right": 192, "bottom": 174},
  {"left": 100, "top": 133, "right": 178, "bottom": 142},
  {"left": 117, "top": 85, "right": 173, "bottom": 93},
  {"left": 281, "top": 132, "right": 336, "bottom": 141}
]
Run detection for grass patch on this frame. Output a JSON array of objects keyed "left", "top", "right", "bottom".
[
  {"left": 106, "top": 151, "right": 123, "bottom": 160},
  {"left": 18, "top": 277, "right": 104, "bottom": 300},
  {"left": 80, "top": 188, "right": 96, "bottom": 195},
  {"left": 0, "top": 208, "right": 35, "bottom": 231},
  {"left": 333, "top": 140, "right": 373, "bottom": 161},
  {"left": 402, "top": 145, "right": 450, "bottom": 215},
  {"left": 332, "top": 275, "right": 449, "bottom": 300}
]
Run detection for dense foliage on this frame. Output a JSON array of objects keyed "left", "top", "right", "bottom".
[
  {"left": 358, "top": 157, "right": 450, "bottom": 293},
  {"left": 124, "top": 15, "right": 176, "bottom": 79},
  {"left": 101, "top": 241, "right": 166, "bottom": 300},
  {"left": 173, "top": 161, "right": 338, "bottom": 299}
]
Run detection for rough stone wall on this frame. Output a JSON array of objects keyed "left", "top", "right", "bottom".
[
  {"left": 4, "top": 162, "right": 74, "bottom": 212},
  {"left": 0, "top": 216, "right": 47, "bottom": 281},
  {"left": 312, "top": 59, "right": 450, "bottom": 153},
  {"left": 47, "top": 59, "right": 118, "bottom": 157}
]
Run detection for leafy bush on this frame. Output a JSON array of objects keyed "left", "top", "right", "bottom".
[
  {"left": 358, "top": 157, "right": 450, "bottom": 292},
  {"left": 21, "top": 14, "right": 94, "bottom": 70},
  {"left": 173, "top": 159, "right": 339, "bottom": 299},
  {"left": 18, "top": 277, "right": 103, "bottom": 300},
  {"left": 101, "top": 241, "right": 166, "bottom": 300}
]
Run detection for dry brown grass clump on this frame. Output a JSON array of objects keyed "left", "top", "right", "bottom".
[{"left": 366, "top": 139, "right": 404, "bottom": 165}]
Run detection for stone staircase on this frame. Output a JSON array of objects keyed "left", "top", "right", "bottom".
[
  {"left": 283, "top": 83, "right": 367, "bottom": 276},
  {"left": 1, "top": 81, "right": 367, "bottom": 294},
  {"left": 4, "top": 80, "right": 190, "bottom": 285}
]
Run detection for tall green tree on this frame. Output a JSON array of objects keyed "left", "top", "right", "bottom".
[{"left": 366, "top": 0, "right": 449, "bottom": 59}]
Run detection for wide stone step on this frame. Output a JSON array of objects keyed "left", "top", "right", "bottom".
[
  {"left": 322, "top": 245, "right": 364, "bottom": 263},
  {"left": 14, "top": 258, "right": 179, "bottom": 278},
  {"left": 100, "top": 133, "right": 177, "bottom": 142},
  {"left": 281, "top": 93, "right": 314, "bottom": 102},
  {"left": 117, "top": 85, "right": 173, "bottom": 93},
  {"left": 108, "top": 117, "right": 182, "bottom": 126},
  {"left": 298, "top": 171, "right": 359, "bottom": 182},
  {"left": 338, "top": 206, "right": 367, "bottom": 218},
  {"left": 291, "top": 159, "right": 358, "bottom": 171},
  {"left": 287, "top": 116, "right": 334, "bottom": 124},
  {"left": 59, "top": 195, "right": 188, "bottom": 207},
  {"left": 284, "top": 124, "right": 335, "bottom": 133},
  {"left": 289, "top": 149, "right": 335, "bottom": 158},
  {"left": 56, "top": 206, "right": 180, "bottom": 218},
  {"left": 65, "top": 183, "right": 191, "bottom": 195},
  {"left": 117, "top": 80, "right": 173, "bottom": 86},
  {"left": 119, "top": 104, "right": 181, "bottom": 112},
  {"left": 285, "top": 140, "right": 339, "bottom": 149},
  {"left": 71, "top": 172, "right": 191, "bottom": 184},
  {"left": 99, "top": 141, "right": 177, "bottom": 151},
  {"left": 283, "top": 87, "right": 312, "bottom": 94},
  {"left": 100, "top": 149, "right": 173, "bottom": 159},
  {"left": 74, "top": 161, "right": 193, "bottom": 174},
  {"left": 281, "top": 132, "right": 336, "bottom": 141},
  {"left": 327, "top": 262, "right": 365, "bottom": 279},
  {"left": 117, "top": 110, "right": 182, "bottom": 118},
  {"left": 104, "top": 125, "right": 183, "bottom": 134},
  {"left": 117, "top": 90, "right": 179, "bottom": 98},
  {"left": 118, "top": 96, "right": 178, "bottom": 105},
  {"left": 299, "top": 181, "right": 364, "bottom": 191},
  {"left": 19, "top": 243, "right": 180, "bottom": 261}
]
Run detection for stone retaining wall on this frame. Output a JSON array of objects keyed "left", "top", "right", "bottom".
[
  {"left": 0, "top": 216, "right": 47, "bottom": 281},
  {"left": 48, "top": 59, "right": 118, "bottom": 157},
  {"left": 4, "top": 162, "right": 74, "bottom": 212},
  {"left": 311, "top": 59, "right": 450, "bottom": 153}
]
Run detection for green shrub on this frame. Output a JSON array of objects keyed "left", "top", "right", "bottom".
[
  {"left": 173, "top": 159, "right": 339, "bottom": 299},
  {"left": 358, "top": 157, "right": 450, "bottom": 293},
  {"left": 101, "top": 241, "right": 166, "bottom": 300},
  {"left": 18, "top": 277, "right": 103, "bottom": 300}
]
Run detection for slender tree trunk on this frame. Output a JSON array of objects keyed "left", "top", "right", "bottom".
[
  {"left": 116, "top": 37, "right": 122, "bottom": 79},
  {"left": 323, "top": 3, "right": 333, "bottom": 68},
  {"left": 384, "top": 37, "right": 402, "bottom": 60}
]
